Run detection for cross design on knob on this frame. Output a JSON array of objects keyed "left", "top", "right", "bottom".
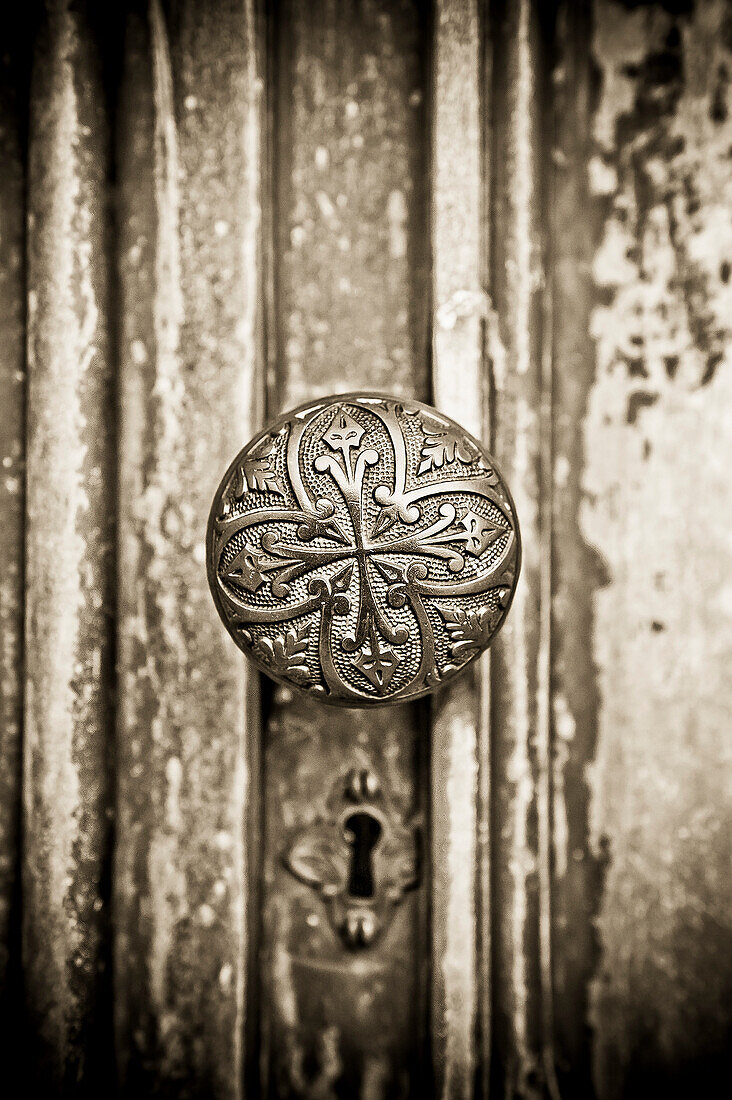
[{"left": 207, "top": 393, "right": 520, "bottom": 706}]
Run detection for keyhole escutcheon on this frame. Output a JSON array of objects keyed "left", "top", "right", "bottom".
[{"left": 343, "top": 811, "right": 382, "bottom": 898}]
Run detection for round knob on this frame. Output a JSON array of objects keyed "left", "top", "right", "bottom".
[{"left": 207, "top": 392, "right": 520, "bottom": 706}]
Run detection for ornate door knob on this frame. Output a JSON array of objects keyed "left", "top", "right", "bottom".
[{"left": 207, "top": 393, "right": 520, "bottom": 706}]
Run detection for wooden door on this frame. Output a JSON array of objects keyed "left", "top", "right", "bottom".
[{"left": 0, "top": 0, "right": 730, "bottom": 1096}]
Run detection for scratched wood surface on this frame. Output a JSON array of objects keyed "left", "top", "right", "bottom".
[
  {"left": 429, "top": 1, "right": 488, "bottom": 1096},
  {"left": 114, "top": 0, "right": 264, "bottom": 1095},
  {"left": 0, "top": 0, "right": 730, "bottom": 1095},
  {"left": 488, "top": 2, "right": 555, "bottom": 1095},
  {"left": 23, "top": 2, "right": 117, "bottom": 1090}
]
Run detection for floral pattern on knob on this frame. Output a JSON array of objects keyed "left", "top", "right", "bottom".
[{"left": 207, "top": 393, "right": 520, "bottom": 705}]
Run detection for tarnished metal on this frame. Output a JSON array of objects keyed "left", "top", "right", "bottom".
[
  {"left": 208, "top": 393, "right": 520, "bottom": 705},
  {"left": 284, "top": 766, "right": 419, "bottom": 949}
]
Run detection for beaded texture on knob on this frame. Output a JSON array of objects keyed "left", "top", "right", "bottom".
[{"left": 207, "top": 392, "right": 520, "bottom": 706}]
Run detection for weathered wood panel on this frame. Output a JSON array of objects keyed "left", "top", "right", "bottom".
[
  {"left": 0, "top": 5, "right": 29, "bottom": 1072},
  {"left": 260, "top": 2, "right": 430, "bottom": 1096},
  {"left": 114, "top": 1, "right": 264, "bottom": 1093},
  {"left": 429, "top": 1, "right": 487, "bottom": 1095},
  {"left": 576, "top": 1, "right": 732, "bottom": 1094},
  {"left": 549, "top": 3, "right": 605, "bottom": 1095},
  {"left": 2, "top": 0, "right": 730, "bottom": 1093},
  {"left": 273, "top": 0, "right": 430, "bottom": 409},
  {"left": 23, "top": 1, "right": 116, "bottom": 1089},
  {"left": 488, "top": 0, "right": 556, "bottom": 1095}
]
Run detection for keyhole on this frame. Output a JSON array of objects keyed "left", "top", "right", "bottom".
[{"left": 343, "top": 812, "right": 382, "bottom": 898}]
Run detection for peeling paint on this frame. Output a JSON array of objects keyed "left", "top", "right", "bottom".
[
  {"left": 490, "top": 0, "right": 547, "bottom": 1092},
  {"left": 8, "top": 0, "right": 730, "bottom": 1093},
  {"left": 114, "top": 1, "right": 263, "bottom": 1094},
  {"left": 430, "top": 3, "right": 484, "bottom": 1095},
  {"left": 431, "top": 681, "right": 479, "bottom": 1099},
  {"left": 23, "top": 1, "right": 115, "bottom": 1087},
  {"left": 591, "top": 0, "right": 732, "bottom": 409},
  {"left": 582, "top": 1, "right": 732, "bottom": 1093}
]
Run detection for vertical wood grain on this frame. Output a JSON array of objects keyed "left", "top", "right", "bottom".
[
  {"left": 428, "top": 1, "right": 486, "bottom": 1095},
  {"left": 488, "top": 0, "right": 556, "bottom": 1095},
  {"left": 273, "top": 0, "right": 430, "bottom": 409},
  {"left": 0, "top": 6, "right": 29, "bottom": 1070},
  {"left": 24, "top": 1, "right": 116, "bottom": 1089},
  {"left": 576, "top": 1, "right": 732, "bottom": 1094},
  {"left": 261, "top": 2, "right": 430, "bottom": 1096},
  {"left": 114, "top": 1, "right": 264, "bottom": 1093},
  {"left": 550, "top": 3, "right": 605, "bottom": 1094}
]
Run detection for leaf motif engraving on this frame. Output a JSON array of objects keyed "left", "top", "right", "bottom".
[
  {"left": 255, "top": 624, "right": 312, "bottom": 683},
  {"left": 286, "top": 831, "right": 350, "bottom": 893},
  {"left": 439, "top": 604, "right": 501, "bottom": 661},
  {"left": 234, "top": 435, "right": 286, "bottom": 496},
  {"left": 417, "top": 412, "right": 481, "bottom": 474}
]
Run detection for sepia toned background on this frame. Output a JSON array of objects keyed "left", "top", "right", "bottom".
[{"left": 0, "top": 0, "right": 730, "bottom": 1095}]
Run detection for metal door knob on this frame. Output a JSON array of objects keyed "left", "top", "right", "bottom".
[{"left": 207, "top": 393, "right": 520, "bottom": 706}]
